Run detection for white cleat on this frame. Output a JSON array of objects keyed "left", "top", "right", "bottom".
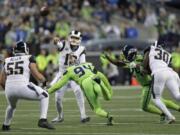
[
  {"left": 51, "top": 116, "right": 64, "bottom": 123},
  {"left": 165, "top": 116, "right": 176, "bottom": 124}
]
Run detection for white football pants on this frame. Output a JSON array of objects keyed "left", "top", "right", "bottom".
[
  {"left": 4, "top": 82, "right": 49, "bottom": 125},
  {"left": 152, "top": 69, "right": 180, "bottom": 119}
]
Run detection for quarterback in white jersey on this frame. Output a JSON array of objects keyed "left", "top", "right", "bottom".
[
  {"left": 144, "top": 44, "right": 180, "bottom": 123},
  {"left": 0, "top": 41, "right": 54, "bottom": 130},
  {"left": 50, "top": 30, "right": 89, "bottom": 123}
]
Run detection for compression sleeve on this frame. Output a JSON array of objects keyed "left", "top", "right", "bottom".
[{"left": 48, "top": 71, "right": 69, "bottom": 94}]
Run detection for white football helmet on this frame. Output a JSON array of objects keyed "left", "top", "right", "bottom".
[{"left": 68, "top": 30, "right": 82, "bottom": 51}]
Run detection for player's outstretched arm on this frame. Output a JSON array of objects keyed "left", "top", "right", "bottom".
[
  {"left": 48, "top": 71, "right": 69, "bottom": 94},
  {"left": 30, "top": 63, "right": 46, "bottom": 83},
  {"left": 105, "top": 53, "right": 127, "bottom": 67}
]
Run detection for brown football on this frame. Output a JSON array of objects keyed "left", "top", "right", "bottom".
[{"left": 40, "top": 6, "right": 50, "bottom": 16}]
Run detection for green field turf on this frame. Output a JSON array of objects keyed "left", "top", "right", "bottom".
[{"left": 0, "top": 86, "right": 180, "bottom": 135}]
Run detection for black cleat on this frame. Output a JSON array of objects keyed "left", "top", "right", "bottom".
[
  {"left": 107, "top": 116, "right": 114, "bottom": 126},
  {"left": 81, "top": 117, "right": 90, "bottom": 123},
  {"left": 38, "top": 119, "right": 55, "bottom": 130},
  {"left": 2, "top": 124, "right": 10, "bottom": 131}
]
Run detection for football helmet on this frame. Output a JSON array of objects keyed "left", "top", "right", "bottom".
[
  {"left": 68, "top": 30, "right": 82, "bottom": 51},
  {"left": 13, "top": 41, "right": 29, "bottom": 55},
  {"left": 122, "top": 45, "right": 137, "bottom": 62}
]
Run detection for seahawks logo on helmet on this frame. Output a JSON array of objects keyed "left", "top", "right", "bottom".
[
  {"left": 69, "top": 30, "right": 82, "bottom": 51},
  {"left": 122, "top": 45, "right": 137, "bottom": 62},
  {"left": 13, "top": 41, "right": 29, "bottom": 55}
]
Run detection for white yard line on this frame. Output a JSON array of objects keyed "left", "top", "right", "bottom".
[
  {"left": 1, "top": 132, "right": 179, "bottom": 135},
  {"left": 0, "top": 108, "right": 142, "bottom": 112}
]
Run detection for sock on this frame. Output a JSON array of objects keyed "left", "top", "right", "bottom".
[
  {"left": 162, "top": 98, "right": 180, "bottom": 111},
  {"left": 56, "top": 100, "right": 63, "bottom": 118},
  {"left": 153, "top": 98, "right": 174, "bottom": 119},
  {"left": 74, "top": 88, "right": 86, "bottom": 119},
  {"left": 4, "top": 106, "right": 15, "bottom": 125},
  {"left": 40, "top": 97, "right": 49, "bottom": 119},
  {"left": 95, "top": 108, "right": 108, "bottom": 118}
]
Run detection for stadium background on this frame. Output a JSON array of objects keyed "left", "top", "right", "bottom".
[{"left": 0, "top": 0, "right": 180, "bottom": 135}]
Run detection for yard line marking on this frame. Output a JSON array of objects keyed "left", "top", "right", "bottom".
[{"left": 1, "top": 132, "right": 179, "bottom": 135}]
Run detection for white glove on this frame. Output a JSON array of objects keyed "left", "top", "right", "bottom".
[{"left": 129, "top": 62, "right": 136, "bottom": 68}]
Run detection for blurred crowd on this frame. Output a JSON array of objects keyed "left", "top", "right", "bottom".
[
  {"left": 0, "top": 0, "right": 179, "bottom": 85},
  {"left": 0, "top": 0, "right": 180, "bottom": 53}
]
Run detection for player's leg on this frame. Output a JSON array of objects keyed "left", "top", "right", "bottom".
[
  {"left": 97, "top": 72, "right": 113, "bottom": 96},
  {"left": 165, "top": 71, "right": 180, "bottom": 101},
  {"left": 2, "top": 95, "right": 18, "bottom": 131},
  {"left": 52, "top": 85, "right": 67, "bottom": 122},
  {"left": 22, "top": 83, "right": 54, "bottom": 129},
  {"left": 141, "top": 86, "right": 163, "bottom": 115},
  {"left": 70, "top": 81, "right": 89, "bottom": 123},
  {"left": 81, "top": 77, "right": 113, "bottom": 125},
  {"left": 162, "top": 98, "right": 180, "bottom": 111},
  {"left": 93, "top": 77, "right": 112, "bottom": 100},
  {"left": 151, "top": 73, "right": 175, "bottom": 123}
]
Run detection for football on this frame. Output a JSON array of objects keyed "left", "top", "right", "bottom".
[{"left": 40, "top": 6, "right": 50, "bottom": 16}]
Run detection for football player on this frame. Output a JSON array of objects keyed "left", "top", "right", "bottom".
[
  {"left": 105, "top": 45, "right": 180, "bottom": 123},
  {"left": 48, "top": 62, "right": 113, "bottom": 125},
  {"left": 143, "top": 43, "right": 180, "bottom": 123},
  {"left": 0, "top": 41, "right": 54, "bottom": 131},
  {"left": 50, "top": 30, "right": 89, "bottom": 123}
]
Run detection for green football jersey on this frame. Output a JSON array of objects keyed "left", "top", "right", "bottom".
[
  {"left": 48, "top": 62, "right": 97, "bottom": 94},
  {"left": 128, "top": 55, "right": 151, "bottom": 86}
]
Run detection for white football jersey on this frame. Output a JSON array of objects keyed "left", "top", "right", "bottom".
[
  {"left": 4, "top": 55, "right": 34, "bottom": 84},
  {"left": 149, "top": 46, "right": 172, "bottom": 74},
  {"left": 57, "top": 40, "right": 86, "bottom": 72}
]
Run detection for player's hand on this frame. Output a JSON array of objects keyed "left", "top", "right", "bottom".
[{"left": 53, "top": 37, "right": 60, "bottom": 45}]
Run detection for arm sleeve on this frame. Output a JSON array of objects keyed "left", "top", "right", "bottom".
[{"left": 48, "top": 71, "right": 69, "bottom": 94}]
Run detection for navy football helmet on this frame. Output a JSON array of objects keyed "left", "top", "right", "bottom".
[
  {"left": 13, "top": 41, "right": 29, "bottom": 55},
  {"left": 122, "top": 45, "right": 137, "bottom": 62}
]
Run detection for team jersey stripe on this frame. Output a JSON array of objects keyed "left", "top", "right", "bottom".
[
  {"left": 27, "top": 84, "right": 39, "bottom": 96},
  {"left": 80, "top": 49, "right": 86, "bottom": 56}
]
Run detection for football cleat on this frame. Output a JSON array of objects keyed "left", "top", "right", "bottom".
[
  {"left": 38, "top": 119, "right": 55, "bottom": 130},
  {"left": 165, "top": 117, "right": 176, "bottom": 124},
  {"left": 51, "top": 116, "right": 64, "bottom": 123},
  {"left": 81, "top": 117, "right": 90, "bottom": 123},
  {"left": 160, "top": 113, "right": 166, "bottom": 123},
  {"left": 2, "top": 124, "right": 10, "bottom": 131},
  {"left": 107, "top": 116, "right": 114, "bottom": 126}
]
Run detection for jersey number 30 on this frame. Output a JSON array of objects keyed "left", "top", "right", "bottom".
[
  {"left": 154, "top": 48, "right": 170, "bottom": 64},
  {"left": 6, "top": 61, "right": 24, "bottom": 75}
]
